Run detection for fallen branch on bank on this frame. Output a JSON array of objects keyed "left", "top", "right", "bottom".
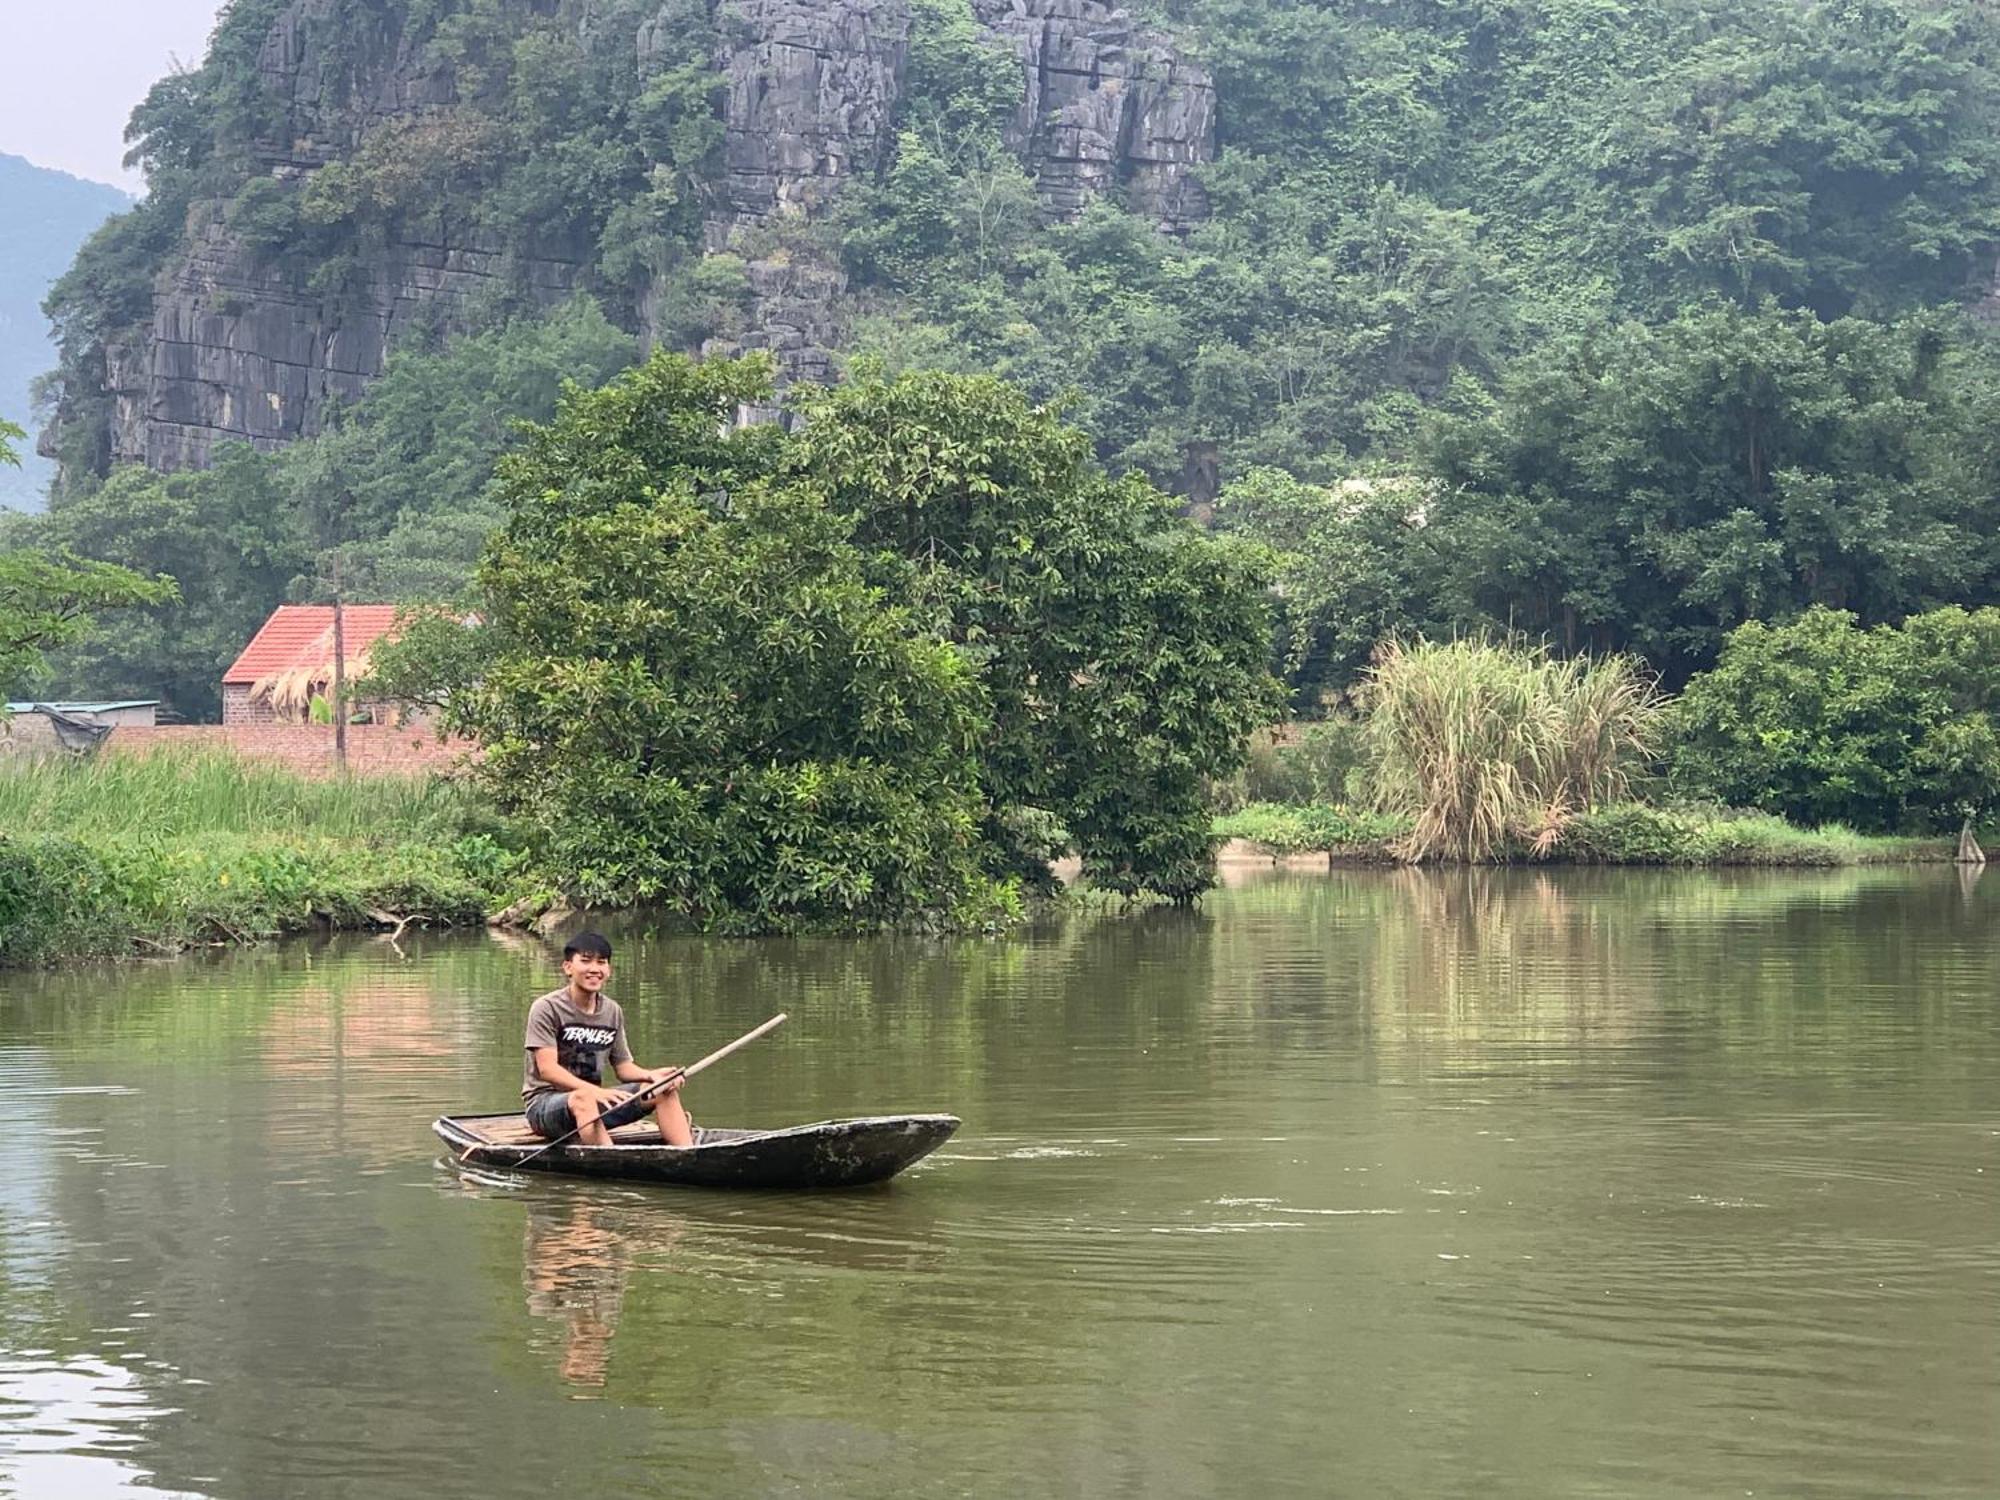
[{"left": 368, "top": 908, "right": 428, "bottom": 943}]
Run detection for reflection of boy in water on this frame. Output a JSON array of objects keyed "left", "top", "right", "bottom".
[
  {"left": 522, "top": 932, "right": 694, "bottom": 1147},
  {"left": 522, "top": 1200, "right": 632, "bottom": 1388}
]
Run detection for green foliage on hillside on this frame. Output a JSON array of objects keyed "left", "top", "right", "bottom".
[
  {"left": 45, "top": 0, "right": 2000, "bottom": 497},
  {"left": 40, "top": 0, "right": 720, "bottom": 497},
  {"left": 1229, "top": 306, "right": 2000, "bottom": 706},
  {"left": 22, "top": 0, "right": 2000, "bottom": 846},
  {"left": 371, "top": 352, "right": 1277, "bottom": 921},
  {"left": 848, "top": 0, "right": 2000, "bottom": 479}
]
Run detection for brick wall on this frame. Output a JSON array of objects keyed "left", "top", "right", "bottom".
[
  {"left": 220, "top": 685, "right": 271, "bottom": 725},
  {"left": 220, "top": 686, "right": 399, "bottom": 727},
  {"left": 103, "top": 724, "right": 476, "bottom": 779},
  {"left": 0, "top": 713, "right": 65, "bottom": 760}
]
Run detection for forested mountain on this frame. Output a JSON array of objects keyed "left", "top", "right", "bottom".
[
  {"left": 0, "top": 154, "right": 128, "bottom": 511},
  {"left": 15, "top": 0, "right": 2000, "bottom": 715}
]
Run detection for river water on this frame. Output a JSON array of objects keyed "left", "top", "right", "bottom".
[{"left": 0, "top": 865, "right": 1994, "bottom": 1498}]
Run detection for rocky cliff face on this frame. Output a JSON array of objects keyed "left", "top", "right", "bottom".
[
  {"left": 114, "top": 218, "right": 585, "bottom": 472},
  {"left": 98, "top": 0, "right": 588, "bottom": 472},
  {"left": 74, "top": 0, "right": 1212, "bottom": 477},
  {"left": 674, "top": 0, "right": 912, "bottom": 393},
  {"left": 973, "top": 0, "right": 1214, "bottom": 233}
]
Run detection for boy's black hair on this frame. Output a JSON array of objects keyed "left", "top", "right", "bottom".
[{"left": 563, "top": 931, "right": 614, "bottom": 960}]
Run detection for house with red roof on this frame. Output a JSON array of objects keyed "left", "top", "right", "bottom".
[{"left": 222, "top": 605, "right": 405, "bottom": 725}]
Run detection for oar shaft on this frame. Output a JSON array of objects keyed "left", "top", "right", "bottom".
[{"left": 676, "top": 1012, "right": 788, "bottom": 1084}]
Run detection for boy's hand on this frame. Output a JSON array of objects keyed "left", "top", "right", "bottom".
[{"left": 644, "top": 1066, "right": 685, "bottom": 1092}]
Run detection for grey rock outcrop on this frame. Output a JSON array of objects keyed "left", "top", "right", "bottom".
[
  {"left": 667, "top": 0, "right": 910, "bottom": 395},
  {"left": 116, "top": 218, "right": 580, "bottom": 471},
  {"left": 972, "top": 0, "right": 1214, "bottom": 233},
  {"left": 100, "top": 0, "right": 585, "bottom": 472},
  {"left": 61, "top": 0, "right": 1213, "bottom": 478},
  {"left": 679, "top": 0, "right": 910, "bottom": 227}
]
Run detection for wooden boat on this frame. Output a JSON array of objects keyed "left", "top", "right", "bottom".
[{"left": 432, "top": 1111, "right": 960, "bottom": 1189}]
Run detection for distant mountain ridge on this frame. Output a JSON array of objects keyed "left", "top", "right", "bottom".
[{"left": 0, "top": 153, "right": 130, "bottom": 510}]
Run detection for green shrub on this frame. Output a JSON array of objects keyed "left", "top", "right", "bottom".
[
  {"left": 1671, "top": 606, "right": 2000, "bottom": 835},
  {"left": 1560, "top": 803, "right": 1939, "bottom": 866},
  {"left": 1215, "top": 802, "right": 1408, "bottom": 856}
]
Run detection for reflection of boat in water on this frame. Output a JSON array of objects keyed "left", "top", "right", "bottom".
[{"left": 433, "top": 1113, "right": 960, "bottom": 1189}]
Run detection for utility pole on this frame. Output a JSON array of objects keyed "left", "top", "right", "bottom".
[{"left": 331, "top": 552, "right": 348, "bottom": 775}]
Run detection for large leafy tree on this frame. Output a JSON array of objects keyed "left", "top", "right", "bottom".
[
  {"left": 1419, "top": 305, "right": 2000, "bottom": 683},
  {"left": 384, "top": 354, "right": 995, "bottom": 929},
  {"left": 381, "top": 354, "right": 1277, "bottom": 919},
  {"left": 796, "top": 367, "right": 1280, "bottom": 898}
]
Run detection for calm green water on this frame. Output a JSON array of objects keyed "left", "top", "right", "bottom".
[{"left": 1, "top": 866, "right": 1996, "bottom": 1499}]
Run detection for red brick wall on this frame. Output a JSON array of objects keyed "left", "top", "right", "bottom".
[
  {"left": 220, "top": 685, "right": 272, "bottom": 725},
  {"left": 104, "top": 724, "right": 476, "bottom": 779}
]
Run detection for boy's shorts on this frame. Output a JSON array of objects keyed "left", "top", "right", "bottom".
[{"left": 524, "top": 1081, "right": 653, "bottom": 1140}]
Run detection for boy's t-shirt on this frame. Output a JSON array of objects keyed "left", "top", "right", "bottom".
[{"left": 522, "top": 988, "right": 633, "bottom": 1100}]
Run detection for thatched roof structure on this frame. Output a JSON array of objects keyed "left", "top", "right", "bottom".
[{"left": 227, "top": 605, "right": 402, "bottom": 723}]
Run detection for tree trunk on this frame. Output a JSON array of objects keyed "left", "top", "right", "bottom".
[{"left": 1955, "top": 815, "right": 1984, "bottom": 865}]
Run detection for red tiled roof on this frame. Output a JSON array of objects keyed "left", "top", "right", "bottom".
[{"left": 223, "top": 605, "right": 405, "bottom": 685}]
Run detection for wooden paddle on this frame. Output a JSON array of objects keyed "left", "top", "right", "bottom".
[{"left": 506, "top": 1013, "right": 788, "bottom": 1167}]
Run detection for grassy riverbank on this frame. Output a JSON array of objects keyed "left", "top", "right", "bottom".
[
  {"left": 1216, "top": 801, "right": 1955, "bottom": 865},
  {"left": 0, "top": 752, "right": 523, "bottom": 962}
]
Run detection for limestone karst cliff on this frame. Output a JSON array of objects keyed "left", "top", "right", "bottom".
[{"left": 46, "top": 0, "right": 1212, "bottom": 481}]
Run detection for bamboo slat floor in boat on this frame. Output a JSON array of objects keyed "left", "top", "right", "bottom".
[{"left": 454, "top": 1113, "right": 671, "bottom": 1148}]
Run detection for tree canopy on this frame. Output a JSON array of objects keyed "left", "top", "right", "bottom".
[
  {"left": 1670, "top": 606, "right": 2000, "bottom": 833},
  {"left": 2, "top": 418, "right": 174, "bottom": 699},
  {"left": 374, "top": 353, "right": 1277, "bottom": 923}
]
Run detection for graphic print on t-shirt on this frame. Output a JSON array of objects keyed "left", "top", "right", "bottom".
[{"left": 559, "top": 1022, "right": 619, "bottom": 1085}]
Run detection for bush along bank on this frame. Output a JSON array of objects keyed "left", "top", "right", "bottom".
[
  {"left": 1215, "top": 803, "right": 1409, "bottom": 860},
  {"left": 0, "top": 752, "right": 525, "bottom": 963},
  {"left": 1216, "top": 800, "right": 1956, "bottom": 866}
]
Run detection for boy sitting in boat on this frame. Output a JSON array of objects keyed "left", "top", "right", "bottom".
[{"left": 523, "top": 932, "right": 694, "bottom": 1147}]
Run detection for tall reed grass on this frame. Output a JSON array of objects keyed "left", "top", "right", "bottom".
[{"left": 1360, "top": 638, "right": 1665, "bottom": 862}]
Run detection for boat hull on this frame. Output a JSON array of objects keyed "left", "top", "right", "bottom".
[{"left": 433, "top": 1112, "right": 959, "bottom": 1189}]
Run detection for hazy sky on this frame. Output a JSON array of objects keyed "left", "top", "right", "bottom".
[{"left": 1, "top": 1, "right": 226, "bottom": 188}]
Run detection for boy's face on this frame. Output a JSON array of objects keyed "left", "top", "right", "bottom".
[{"left": 564, "top": 951, "right": 611, "bottom": 995}]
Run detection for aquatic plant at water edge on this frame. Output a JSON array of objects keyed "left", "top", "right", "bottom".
[{"left": 1360, "top": 638, "right": 1665, "bottom": 863}]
